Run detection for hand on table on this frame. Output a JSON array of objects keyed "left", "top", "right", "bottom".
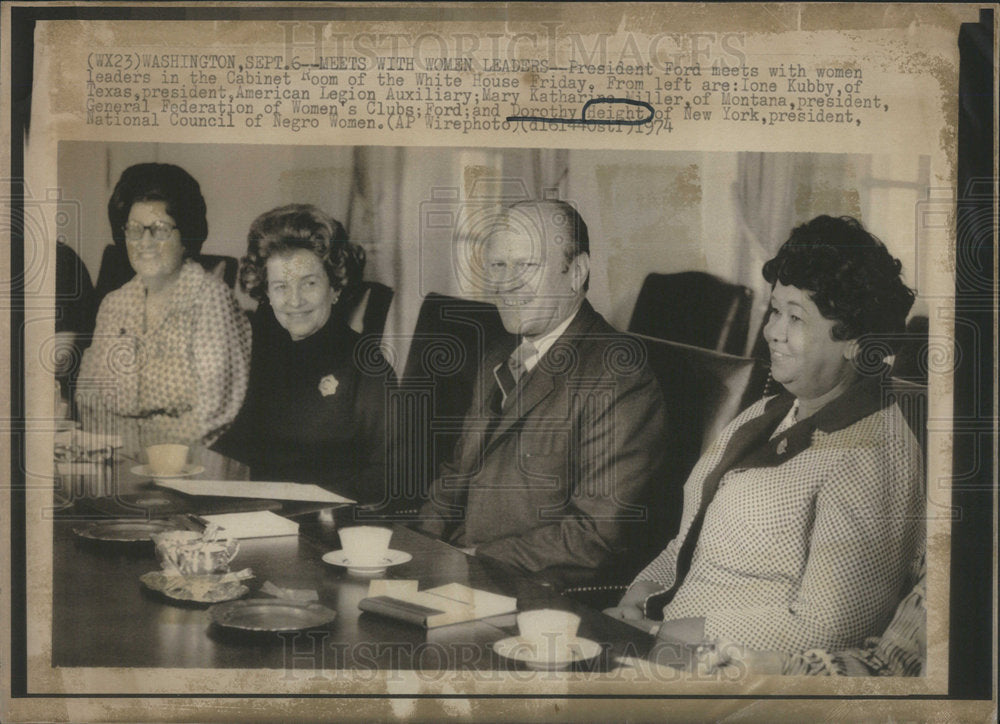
[
  {"left": 687, "top": 637, "right": 786, "bottom": 677},
  {"left": 651, "top": 624, "right": 785, "bottom": 677},
  {"left": 603, "top": 580, "right": 665, "bottom": 633},
  {"left": 643, "top": 616, "right": 707, "bottom": 671},
  {"left": 655, "top": 616, "right": 706, "bottom": 644}
]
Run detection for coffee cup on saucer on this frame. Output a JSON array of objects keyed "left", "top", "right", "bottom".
[
  {"left": 506, "top": 609, "right": 588, "bottom": 669},
  {"left": 338, "top": 526, "right": 392, "bottom": 567},
  {"left": 146, "top": 444, "right": 189, "bottom": 476},
  {"left": 517, "top": 608, "right": 581, "bottom": 646},
  {"left": 492, "top": 608, "right": 604, "bottom": 670}
]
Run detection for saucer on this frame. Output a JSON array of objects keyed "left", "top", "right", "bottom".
[
  {"left": 321, "top": 549, "right": 413, "bottom": 576},
  {"left": 492, "top": 635, "right": 602, "bottom": 671},
  {"left": 209, "top": 598, "right": 337, "bottom": 632},
  {"left": 131, "top": 463, "right": 204, "bottom": 479},
  {"left": 74, "top": 518, "right": 182, "bottom": 542}
]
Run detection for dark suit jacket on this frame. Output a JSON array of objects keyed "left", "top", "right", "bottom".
[{"left": 418, "top": 300, "right": 667, "bottom": 578}]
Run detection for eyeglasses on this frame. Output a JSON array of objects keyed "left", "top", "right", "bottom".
[
  {"left": 123, "top": 220, "right": 177, "bottom": 242},
  {"left": 485, "top": 260, "right": 541, "bottom": 281}
]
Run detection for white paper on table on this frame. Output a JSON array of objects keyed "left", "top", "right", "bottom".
[
  {"left": 155, "top": 478, "right": 355, "bottom": 504},
  {"left": 201, "top": 511, "right": 301, "bottom": 538},
  {"left": 365, "top": 580, "right": 518, "bottom": 627}
]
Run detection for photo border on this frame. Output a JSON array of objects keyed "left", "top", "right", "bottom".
[{"left": 3, "top": 1, "right": 995, "bottom": 719}]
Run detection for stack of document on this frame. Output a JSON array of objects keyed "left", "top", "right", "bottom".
[
  {"left": 201, "top": 511, "right": 300, "bottom": 538},
  {"left": 157, "top": 478, "right": 355, "bottom": 504},
  {"left": 359, "top": 580, "right": 518, "bottom": 628}
]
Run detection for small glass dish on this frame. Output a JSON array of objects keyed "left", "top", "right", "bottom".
[{"left": 151, "top": 529, "right": 239, "bottom": 576}]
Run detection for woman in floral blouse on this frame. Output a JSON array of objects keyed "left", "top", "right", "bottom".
[
  {"left": 77, "top": 163, "right": 250, "bottom": 449},
  {"left": 606, "top": 215, "right": 924, "bottom": 659},
  {"left": 213, "top": 204, "right": 394, "bottom": 504}
]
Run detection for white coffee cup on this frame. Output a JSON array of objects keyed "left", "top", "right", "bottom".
[
  {"left": 146, "top": 443, "right": 189, "bottom": 475},
  {"left": 517, "top": 609, "right": 581, "bottom": 644},
  {"left": 338, "top": 526, "right": 392, "bottom": 566}
]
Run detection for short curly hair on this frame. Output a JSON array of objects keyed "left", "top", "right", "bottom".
[
  {"left": 107, "top": 163, "right": 208, "bottom": 258},
  {"left": 239, "top": 204, "right": 364, "bottom": 302},
  {"left": 762, "top": 215, "right": 916, "bottom": 351}
]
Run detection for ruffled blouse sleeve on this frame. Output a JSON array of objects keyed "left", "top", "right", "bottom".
[{"left": 185, "top": 273, "right": 251, "bottom": 444}]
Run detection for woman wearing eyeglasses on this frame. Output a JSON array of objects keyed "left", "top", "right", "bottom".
[{"left": 77, "top": 163, "right": 250, "bottom": 448}]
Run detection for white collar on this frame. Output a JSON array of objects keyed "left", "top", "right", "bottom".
[{"left": 520, "top": 300, "right": 583, "bottom": 373}]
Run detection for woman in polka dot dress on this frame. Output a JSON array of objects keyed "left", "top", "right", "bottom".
[
  {"left": 606, "top": 215, "right": 924, "bottom": 660},
  {"left": 76, "top": 163, "right": 251, "bottom": 450}
]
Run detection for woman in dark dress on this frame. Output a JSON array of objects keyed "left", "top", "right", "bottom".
[{"left": 214, "top": 204, "right": 394, "bottom": 504}]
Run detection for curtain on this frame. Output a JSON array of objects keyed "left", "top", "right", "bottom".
[{"left": 733, "top": 153, "right": 798, "bottom": 355}]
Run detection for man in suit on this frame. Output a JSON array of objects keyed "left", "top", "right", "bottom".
[{"left": 418, "top": 200, "right": 667, "bottom": 582}]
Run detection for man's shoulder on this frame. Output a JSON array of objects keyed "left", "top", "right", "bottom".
[
  {"left": 560, "top": 300, "right": 623, "bottom": 345},
  {"left": 584, "top": 308, "right": 633, "bottom": 345},
  {"left": 553, "top": 302, "right": 658, "bottom": 382}
]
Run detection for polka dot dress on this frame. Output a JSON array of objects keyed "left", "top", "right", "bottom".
[
  {"left": 634, "top": 395, "right": 924, "bottom": 654},
  {"left": 77, "top": 259, "right": 251, "bottom": 447}
]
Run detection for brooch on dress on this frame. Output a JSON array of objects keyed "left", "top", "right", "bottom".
[{"left": 318, "top": 374, "right": 339, "bottom": 397}]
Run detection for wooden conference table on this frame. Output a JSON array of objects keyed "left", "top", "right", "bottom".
[{"left": 51, "top": 445, "right": 657, "bottom": 671}]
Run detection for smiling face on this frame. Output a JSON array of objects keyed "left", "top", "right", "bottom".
[
  {"left": 265, "top": 248, "right": 337, "bottom": 340},
  {"left": 483, "top": 222, "right": 588, "bottom": 339},
  {"left": 125, "top": 201, "right": 185, "bottom": 285},
  {"left": 763, "top": 282, "right": 856, "bottom": 403}
]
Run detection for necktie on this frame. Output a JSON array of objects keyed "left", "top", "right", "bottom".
[{"left": 494, "top": 339, "right": 536, "bottom": 407}]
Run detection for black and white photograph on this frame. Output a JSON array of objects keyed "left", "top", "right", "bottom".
[
  {"left": 3, "top": 3, "right": 994, "bottom": 723},
  {"left": 50, "top": 140, "right": 938, "bottom": 666}
]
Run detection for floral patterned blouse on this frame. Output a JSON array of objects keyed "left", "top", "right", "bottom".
[{"left": 76, "top": 259, "right": 251, "bottom": 448}]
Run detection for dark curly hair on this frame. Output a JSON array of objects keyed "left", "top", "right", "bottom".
[
  {"left": 239, "top": 204, "right": 364, "bottom": 302},
  {"left": 762, "top": 215, "right": 916, "bottom": 353},
  {"left": 107, "top": 163, "right": 208, "bottom": 258}
]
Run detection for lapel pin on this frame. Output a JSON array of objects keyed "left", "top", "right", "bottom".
[
  {"left": 776, "top": 438, "right": 788, "bottom": 455},
  {"left": 318, "top": 374, "right": 339, "bottom": 397}
]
